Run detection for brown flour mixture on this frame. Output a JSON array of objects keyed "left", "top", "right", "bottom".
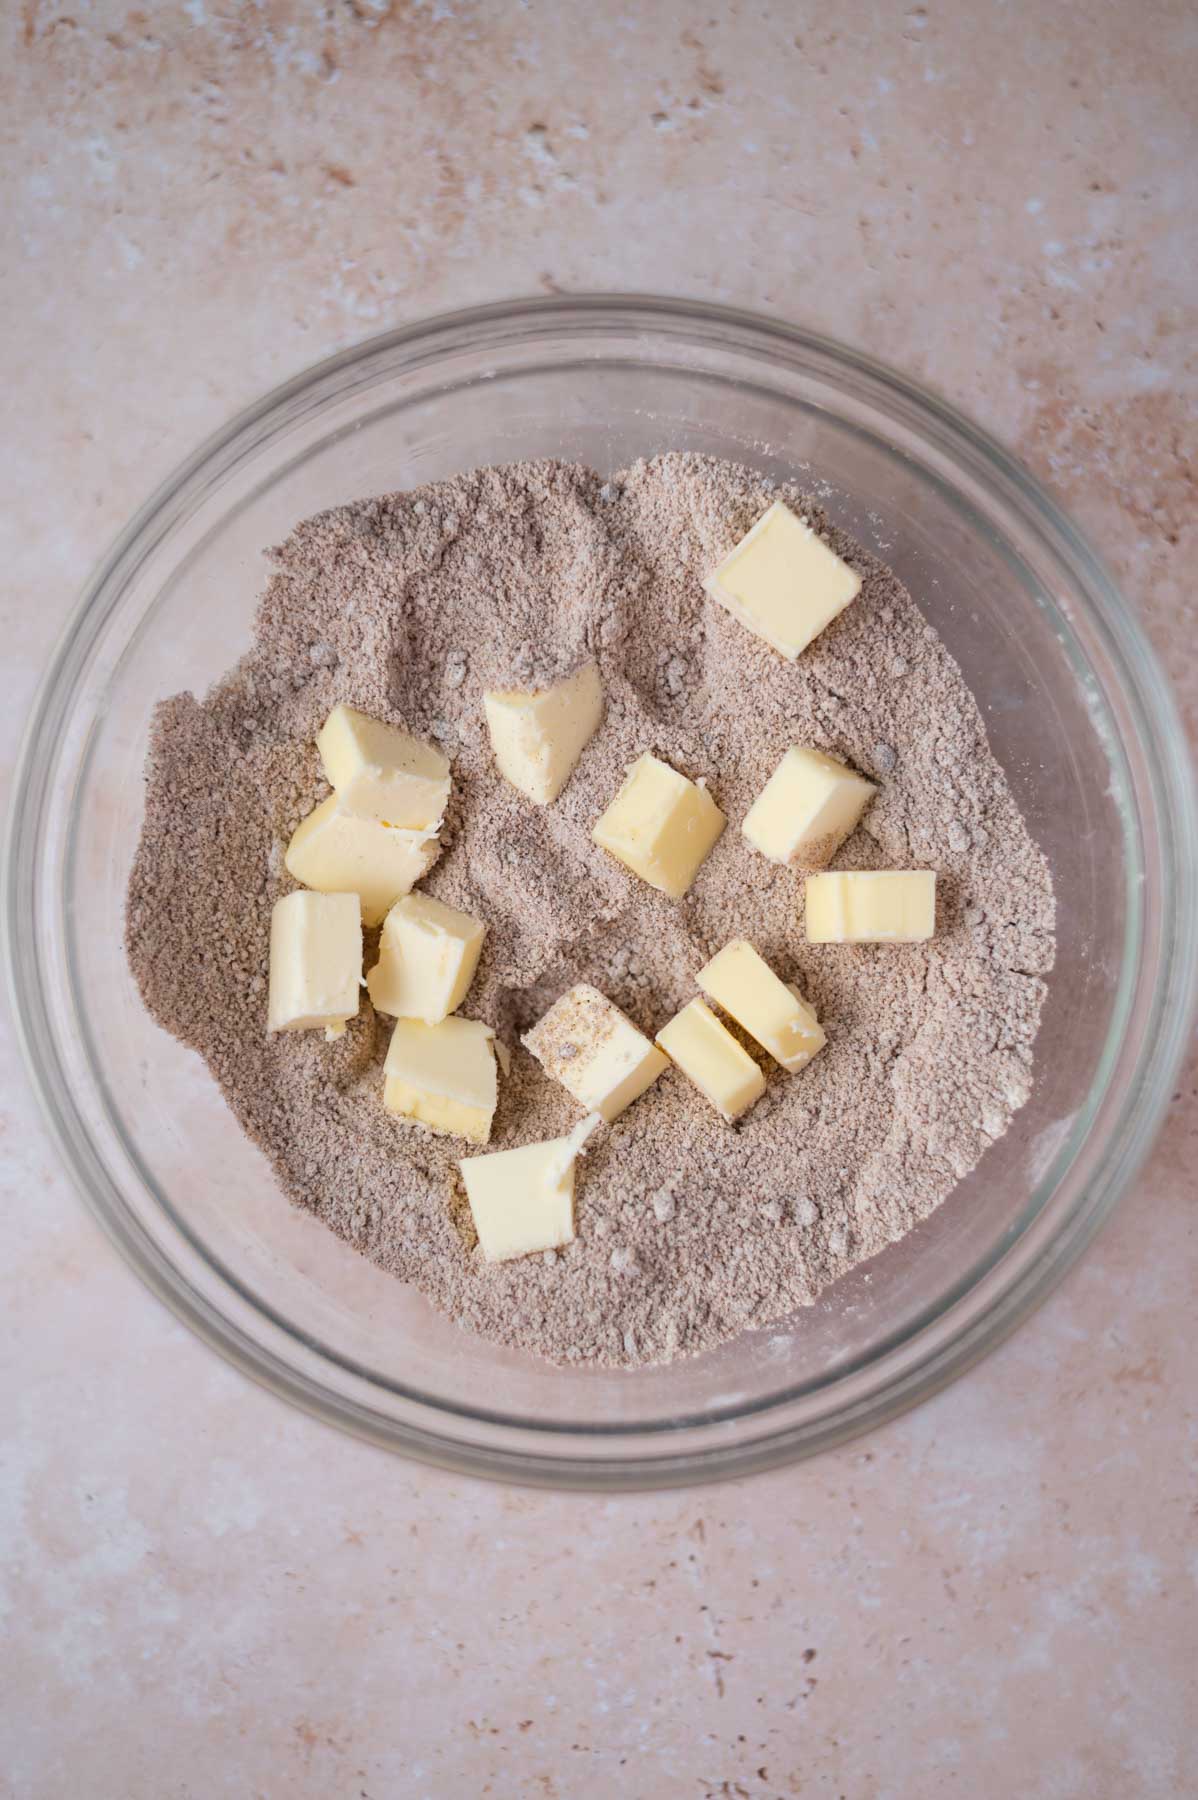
[{"left": 126, "top": 454, "right": 1055, "bottom": 1367}]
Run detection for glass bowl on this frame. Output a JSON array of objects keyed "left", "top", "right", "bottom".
[{"left": 7, "top": 297, "right": 1195, "bottom": 1489}]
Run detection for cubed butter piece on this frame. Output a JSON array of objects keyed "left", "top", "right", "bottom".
[
  {"left": 697, "top": 940, "right": 826, "bottom": 1073},
  {"left": 703, "top": 500, "right": 861, "bottom": 660},
  {"left": 655, "top": 998, "right": 766, "bottom": 1122},
  {"left": 367, "top": 892, "right": 486, "bottom": 1023},
  {"left": 592, "top": 753, "right": 725, "bottom": 898},
  {"left": 267, "top": 890, "right": 362, "bottom": 1036},
  {"left": 284, "top": 795, "right": 440, "bottom": 927},
  {"left": 383, "top": 1015, "right": 498, "bottom": 1145},
  {"left": 804, "top": 870, "right": 936, "bottom": 943},
  {"left": 743, "top": 746, "right": 875, "bottom": 869},
  {"left": 524, "top": 982, "right": 667, "bottom": 1122},
  {"left": 483, "top": 660, "right": 604, "bottom": 804},
  {"left": 459, "top": 1114, "right": 601, "bottom": 1263},
  {"left": 317, "top": 703, "right": 450, "bottom": 828}
]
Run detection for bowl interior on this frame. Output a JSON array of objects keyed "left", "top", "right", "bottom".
[{"left": 16, "top": 302, "right": 1185, "bottom": 1481}]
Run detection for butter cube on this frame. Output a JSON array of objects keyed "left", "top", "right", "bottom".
[
  {"left": 703, "top": 500, "right": 861, "bottom": 660},
  {"left": 317, "top": 704, "right": 450, "bottom": 828},
  {"left": 592, "top": 753, "right": 725, "bottom": 898},
  {"left": 697, "top": 940, "right": 826, "bottom": 1073},
  {"left": 743, "top": 747, "right": 875, "bottom": 869},
  {"left": 524, "top": 983, "right": 668, "bottom": 1122},
  {"left": 284, "top": 795, "right": 440, "bottom": 927},
  {"left": 804, "top": 870, "right": 936, "bottom": 943},
  {"left": 367, "top": 892, "right": 486, "bottom": 1023},
  {"left": 655, "top": 998, "right": 766, "bottom": 1122},
  {"left": 383, "top": 1015, "right": 497, "bottom": 1145},
  {"left": 459, "top": 1114, "right": 601, "bottom": 1263},
  {"left": 483, "top": 660, "right": 604, "bottom": 804},
  {"left": 267, "top": 890, "right": 362, "bottom": 1036}
]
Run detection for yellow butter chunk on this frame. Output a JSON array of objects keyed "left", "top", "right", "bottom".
[
  {"left": 697, "top": 939, "right": 826, "bottom": 1073},
  {"left": 267, "top": 890, "right": 362, "bottom": 1036},
  {"left": 367, "top": 892, "right": 486, "bottom": 1023},
  {"left": 317, "top": 703, "right": 450, "bottom": 828},
  {"left": 804, "top": 870, "right": 936, "bottom": 943},
  {"left": 703, "top": 500, "right": 862, "bottom": 660},
  {"left": 524, "top": 982, "right": 667, "bottom": 1122},
  {"left": 284, "top": 795, "right": 440, "bottom": 928},
  {"left": 459, "top": 1114, "right": 601, "bottom": 1263},
  {"left": 655, "top": 998, "right": 766, "bottom": 1122},
  {"left": 483, "top": 660, "right": 604, "bottom": 804},
  {"left": 592, "top": 753, "right": 726, "bottom": 898},
  {"left": 383, "top": 1015, "right": 498, "bottom": 1145},
  {"left": 743, "top": 746, "right": 875, "bottom": 869}
]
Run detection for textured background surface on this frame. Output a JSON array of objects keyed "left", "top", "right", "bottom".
[{"left": 3, "top": 4, "right": 1195, "bottom": 1795}]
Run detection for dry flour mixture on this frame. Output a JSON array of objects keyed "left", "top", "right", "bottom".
[{"left": 127, "top": 454, "right": 1054, "bottom": 1367}]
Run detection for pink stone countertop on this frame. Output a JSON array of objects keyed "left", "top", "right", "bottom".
[{"left": 3, "top": 5, "right": 1195, "bottom": 1796}]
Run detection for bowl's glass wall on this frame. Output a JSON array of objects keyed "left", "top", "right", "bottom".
[{"left": 13, "top": 303, "right": 1193, "bottom": 1484}]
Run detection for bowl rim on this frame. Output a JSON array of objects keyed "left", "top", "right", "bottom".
[{"left": 6, "top": 293, "right": 1197, "bottom": 1489}]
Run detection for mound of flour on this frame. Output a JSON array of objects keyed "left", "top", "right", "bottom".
[{"left": 126, "top": 454, "right": 1054, "bottom": 1367}]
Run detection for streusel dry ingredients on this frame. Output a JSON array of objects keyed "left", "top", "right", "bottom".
[{"left": 126, "top": 453, "right": 1055, "bottom": 1367}]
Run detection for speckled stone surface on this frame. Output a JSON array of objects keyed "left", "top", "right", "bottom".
[{"left": 3, "top": 5, "right": 1196, "bottom": 1796}]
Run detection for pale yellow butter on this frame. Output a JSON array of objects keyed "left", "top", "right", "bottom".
[
  {"left": 804, "top": 870, "right": 936, "bottom": 943},
  {"left": 459, "top": 1114, "right": 601, "bottom": 1263},
  {"left": 284, "top": 795, "right": 440, "bottom": 927},
  {"left": 383, "top": 1014, "right": 498, "bottom": 1145},
  {"left": 367, "top": 892, "right": 485, "bottom": 1024},
  {"left": 655, "top": 998, "right": 766, "bottom": 1122},
  {"left": 317, "top": 703, "right": 450, "bottom": 828},
  {"left": 524, "top": 982, "right": 667, "bottom": 1122},
  {"left": 483, "top": 660, "right": 604, "bottom": 805},
  {"left": 267, "top": 889, "right": 362, "bottom": 1036},
  {"left": 697, "top": 939, "right": 826, "bottom": 1073},
  {"left": 743, "top": 746, "right": 875, "bottom": 869},
  {"left": 703, "top": 500, "right": 861, "bottom": 660},
  {"left": 592, "top": 753, "right": 725, "bottom": 898}
]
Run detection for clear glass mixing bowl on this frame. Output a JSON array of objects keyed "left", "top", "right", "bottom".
[{"left": 6, "top": 298, "right": 1196, "bottom": 1488}]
